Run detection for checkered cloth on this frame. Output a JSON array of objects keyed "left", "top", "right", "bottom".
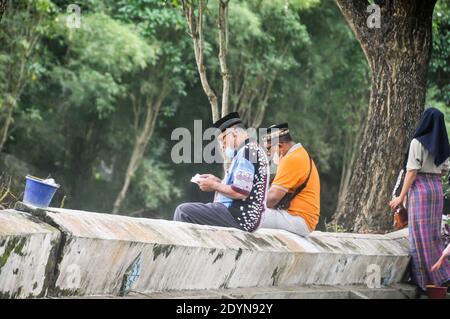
[{"left": 408, "top": 173, "right": 450, "bottom": 290}]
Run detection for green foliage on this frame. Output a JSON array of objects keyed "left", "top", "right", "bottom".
[
  {"left": 50, "top": 13, "right": 157, "bottom": 118},
  {"left": 430, "top": 0, "right": 450, "bottom": 105},
  {"left": 0, "top": 0, "right": 57, "bottom": 121},
  {"left": 196, "top": 0, "right": 312, "bottom": 126},
  {"left": 131, "top": 159, "right": 182, "bottom": 213},
  {"left": 1, "top": 1, "right": 192, "bottom": 214},
  {"left": 431, "top": 102, "right": 450, "bottom": 203},
  {"left": 262, "top": 0, "right": 370, "bottom": 224},
  {"left": 0, "top": 0, "right": 448, "bottom": 224},
  {"left": 428, "top": 1, "right": 450, "bottom": 205},
  {"left": 113, "top": 0, "right": 197, "bottom": 102}
]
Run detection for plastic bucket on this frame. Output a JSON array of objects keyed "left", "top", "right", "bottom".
[
  {"left": 23, "top": 175, "right": 59, "bottom": 208},
  {"left": 426, "top": 285, "right": 447, "bottom": 299}
]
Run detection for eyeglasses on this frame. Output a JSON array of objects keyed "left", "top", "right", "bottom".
[{"left": 219, "top": 130, "right": 234, "bottom": 144}]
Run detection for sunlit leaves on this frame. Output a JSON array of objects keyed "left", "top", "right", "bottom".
[
  {"left": 50, "top": 13, "right": 157, "bottom": 117},
  {"left": 133, "top": 159, "right": 182, "bottom": 210}
]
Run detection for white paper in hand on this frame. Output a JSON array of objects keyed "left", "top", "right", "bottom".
[{"left": 190, "top": 174, "right": 203, "bottom": 184}]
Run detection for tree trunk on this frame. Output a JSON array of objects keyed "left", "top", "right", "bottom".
[
  {"left": 112, "top": 91, "right": 166, "bottom": 214},
  {"left": 112, "top": 137, "right": 143, "bottom": 214},
  {"left": 0, "top": 100, "right": 14, "bottom": 152},
  {"left": 333, "top": 0, "right": 437, "bottom": 233},
  {"left": 181, "top": 0, "right": 220, "bottom": 122},
  {"left": 336, "top": 114, "right": 366, "bottom": 213},
  {"left": 218, "top": 0, "right": 230, "bottom": 117},
  {"left": 0, "top": 0, "right": 7, "bottom": 22}
]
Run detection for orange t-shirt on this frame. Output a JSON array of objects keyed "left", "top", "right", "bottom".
[{"left": 271, "top": 144, "right": 320, "bottom": 231}]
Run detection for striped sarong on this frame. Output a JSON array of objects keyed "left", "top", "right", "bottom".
[{"left": 408, "top": 173, "right": 450, "bottom": 290}]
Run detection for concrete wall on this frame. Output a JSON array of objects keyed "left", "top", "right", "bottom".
[
  {"left": 0, "top": 210, "right": 60, "bottom": 298},
  {"left": 0, "top": 206, "right": 410, "bottom": 298}
]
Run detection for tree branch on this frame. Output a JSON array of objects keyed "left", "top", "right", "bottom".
[
  {"left": 181, "top": 0, "right": 220, "bottom": 122},
  {"left": 218, "top": 0, "right": 230, "bottom": 117},
  {"left": 334, "top": 0, "right": 374, "bottom": 59}
]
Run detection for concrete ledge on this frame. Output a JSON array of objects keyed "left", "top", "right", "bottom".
[
  {"left": 0, "top": 206, "right": 412, "bottom": 298},
  {"left": 0, "top": 210, "right": 60, "bottom": 298},
  {"left": 41, "top": 207, "right": 410, "bottom": 297}
]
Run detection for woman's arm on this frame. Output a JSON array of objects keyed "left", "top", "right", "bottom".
[
  {"left": 399, "top": 170, "right": 418, "bottom": 200},
  {"left": 389, "top": 170, "right": 418, "bottom": 210}
]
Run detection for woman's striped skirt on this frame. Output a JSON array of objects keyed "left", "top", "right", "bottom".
[{"left": 408, "top": 173, "right": 450, "bottom": 291}]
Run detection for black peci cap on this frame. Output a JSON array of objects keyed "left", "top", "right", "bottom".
[
  {"left": 267, "top": 123, "right": 289, "bottom": 133},
  {"left": 212, "top": 112, "right": 243, "bottom": 133},
  {"left": 263, "top": 122, "right": 290, "bottom": 143}
]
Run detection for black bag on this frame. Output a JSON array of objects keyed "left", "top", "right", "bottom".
[{"left": 275, "top": 153, "right": 313, "bottom": 210}]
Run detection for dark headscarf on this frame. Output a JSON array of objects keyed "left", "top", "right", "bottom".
[{"left": 404, "top": 107, "right": 450, "bottom": 168}]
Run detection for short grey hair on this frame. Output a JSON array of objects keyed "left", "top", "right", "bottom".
[{"left": 228, "top": 124, "right": 248, "bottom": 138}]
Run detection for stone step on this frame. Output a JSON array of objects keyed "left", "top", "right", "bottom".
[{"left": 47, "top": 284, "right": 418, "bottom": 299}]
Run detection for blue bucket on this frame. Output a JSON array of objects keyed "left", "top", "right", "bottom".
[{"left": 23, "top": 175, "right": 59, "bottom": 208}]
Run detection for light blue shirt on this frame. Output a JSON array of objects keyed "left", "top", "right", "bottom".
[{"left": 214, "top": 147, "right": 255, "bottom": 208}]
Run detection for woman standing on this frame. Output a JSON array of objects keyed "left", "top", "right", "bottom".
[{"left": 390, "top": 107, "right": 450, "bottom": 291}]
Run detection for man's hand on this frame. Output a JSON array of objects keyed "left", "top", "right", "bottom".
[
  {"left": 199, "top": 174, "right": 221, "bottom": 183},
  {"left": 198, "top": 177, "right": 219, "bottom": 192},
  {"left": 196, "top": 174, "right": 248, "bottom": 200}
]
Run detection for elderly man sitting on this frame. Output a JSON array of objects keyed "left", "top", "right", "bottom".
[
  {"left": 173, "top": 112, "right": 269, "bottom": 232},
  {"left": 259, "top": 123, "right": 321, "bottom": 237}
]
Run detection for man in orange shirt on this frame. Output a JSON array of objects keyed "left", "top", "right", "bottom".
[{"left": 259, "top": 123, "right": 320, "bottom": 236}]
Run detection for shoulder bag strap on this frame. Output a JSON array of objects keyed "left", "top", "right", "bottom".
[{"left": 290, "top": 152, "right": 313, "bottom": 198}]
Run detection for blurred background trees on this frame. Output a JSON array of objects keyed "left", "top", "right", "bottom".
[{"left": 0, "top": 0, "right": 448, "bottom": 231}]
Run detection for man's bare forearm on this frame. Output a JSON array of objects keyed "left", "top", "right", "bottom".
[
  {"left": 212, "top": 181, "right": 247, "bottom": 200},
  {"left": 266, "top": 187, "right": 286, "bottom": 208}
]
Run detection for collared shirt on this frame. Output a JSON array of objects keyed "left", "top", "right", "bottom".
[
  {"left": 215, "top": 139, "right": 269, "bottom": 231},
  {"left": 407, "top": 138, "right": 449, "bottom": 173},
  {"left": 271, "top": 143, "right": 320, "bottom": 231}
]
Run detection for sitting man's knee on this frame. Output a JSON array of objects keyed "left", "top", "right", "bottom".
[{"left": 174, "top": 203, "right": 191, "bottom": 222}]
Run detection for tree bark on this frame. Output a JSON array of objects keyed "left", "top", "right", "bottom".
[
  {"left": 0, "top": 100, "right": 14, "bottom": 151},
  {"left": 0, "top": 0, "right": 7, "bottom": 22},
  {"left": 333, "top": 0, "right": 437, "bottom": 233},
  {"left": 336, "top": 104, "right": 367, "bottom": 213}
]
